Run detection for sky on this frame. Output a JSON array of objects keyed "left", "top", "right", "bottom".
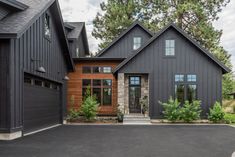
[{"left": 58, "top": 0, "right": 235, "bottom": 71}]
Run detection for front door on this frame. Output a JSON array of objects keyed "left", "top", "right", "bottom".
[{"left": 129, "top": 76, "right": 141, "bottom": 113}]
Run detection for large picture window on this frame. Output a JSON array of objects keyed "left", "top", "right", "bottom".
[
  {"left": 174, "top": 74, "right": 197, "bottom": 103},
  {"left": 82, "top": 79, "right": 112, "bottom": 106}
]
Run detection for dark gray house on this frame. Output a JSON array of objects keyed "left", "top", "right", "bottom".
[
  {"left": 0, "top": 0, "right": 89, "bottom": 140},
  {"left": 96, "top": 22, "right": 230, "bottom": 119}
]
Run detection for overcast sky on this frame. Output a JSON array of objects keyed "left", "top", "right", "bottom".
[{"left": 58, "top": 0, "right": 235, "bottom": 71}]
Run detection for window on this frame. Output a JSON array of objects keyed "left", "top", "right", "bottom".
[
  {"left": 103, "top": 79, "right": 112, "bottom": 86},
  {"left": 93, "top": 67, "right": 102, "bottom": 73},
  {"left": 103, "top": 67, "right": 112, "bottom": 73},
  {"left": 82, "top": 79, "right": 91, "bottom": 86},
  {"left": 44, "top": 81, "right": 51, "bottom": 88},
  {"left": 187, "top": 75, "right": 197, "bottom": 82},
  {"left": 24, "top": 77, "right": 32, "bottom": 84},
  {"left": 165, "top": 40, "right": 175, "bottom": 56},
  {"left": 175, "top": 84, "right": 185, "bottom": 103},
  {"left": 133, "top": 37, "right": 142, "bottom": 50},
  {"left": 82, "top": 67, "right": 91, "bottom": 73},
  {"left": 34, "top": 80, "right": 43, "bottom": 86},
  {"left": 93, "top": 79, "right": 101, "bottom": 86},
  {"left": 76, "top": 48, "right": 79, "bottom": 57},
  {"left": 175, "top": 75, "right": 184, "bottom": 82},
  {"left": 44, "top": 13, "right": 51, "bottom": 39},
  {"left": 93, "top": 88, "right": 101, "bottom": 104},
  {"left": 82, "top": 79, "right": 112, "bottom": 106},
  {"left": 103, "top": 88, "right": 112, "bottom": 105},
  {"left": 130, "top": 76, "right": 140, "bottom": 85},
  {"left": 174, "top": 74, "right": 197, "bottom": 103},
  {"left": 187, "top": 85, "right": 197, "bottom": 103}
]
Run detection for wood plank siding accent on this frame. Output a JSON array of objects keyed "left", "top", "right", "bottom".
[{"left": 67, "top": 61, "right": 121, "bottom": 115}]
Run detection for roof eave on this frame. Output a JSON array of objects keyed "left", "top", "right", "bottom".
[{"left": 0, "top": 0, "right": 29, "bottom": 11}]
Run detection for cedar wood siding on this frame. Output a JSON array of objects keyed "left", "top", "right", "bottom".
[
  {"left": 118, "top": 27, "right": 223, "bottom": 118},
  {"left": 67, "top": 61, "right": 121, "bottom": 115},
  {"left": 0, "top": 5, "right": 69, "bottom": 132},
  {"left": 99, "top": 25, "right": 152, "bottom": 58}
]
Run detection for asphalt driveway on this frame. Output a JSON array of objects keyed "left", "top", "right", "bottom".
[{"left": 0, "top": 125, "right": 235, "bottom": 157}]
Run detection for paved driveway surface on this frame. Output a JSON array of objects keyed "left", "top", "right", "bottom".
[{"left": 0, "top": 125, "right": 235, "bottom": 157}]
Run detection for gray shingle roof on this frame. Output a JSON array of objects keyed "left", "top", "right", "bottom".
[
  {"left": 0, "top": 0, "right": 55, "bottom": 36},
  {"left": 65, "top": 22, "right": 84, "bottom": 39}
]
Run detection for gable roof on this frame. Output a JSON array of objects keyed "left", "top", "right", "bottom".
[
  {"left": 0, "top": 0, "right": 74, "bottom": 71},
  {"left": 0, "top": 0, "right": 28, "bottom": 11},
  {"left": 114, "top": 23, "right": 230, "bottom": 74},
  {"left": 96, "top": 21, "right": 154, "bottom": 57},
  {"left": 65, "top": 22, "right": 90, "bottom": 55},
  {"left": 0, "top": 0, "right": 55, "bottom": 38}
]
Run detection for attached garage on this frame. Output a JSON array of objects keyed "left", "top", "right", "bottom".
[{"left": 23, "top": 75, "right": 62, "bottom": 134}]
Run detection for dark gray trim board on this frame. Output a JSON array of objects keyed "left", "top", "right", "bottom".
[
  {"left": 114, "top": 23, "right": 230, "bottom": 74},
  {"left": 96, "top": 21, "right": 154, "bottom": 57}
]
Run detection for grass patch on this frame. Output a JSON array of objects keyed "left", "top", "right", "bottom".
[{"left": 224, "top": 113, "right": 235, "bottom": 124}]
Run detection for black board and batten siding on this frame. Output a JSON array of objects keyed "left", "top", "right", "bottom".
[
  {"left": 0, "top": 7, "right": 68, "bottom": 132},
  {"left": 0, "top": 39, "right": 10, "bottom": 132},
  {"left": 118, "top": 27, "right": 222, "bottom": 118},
  {"left": 100, "top": 25, "right": 152, "bottom": 58}
]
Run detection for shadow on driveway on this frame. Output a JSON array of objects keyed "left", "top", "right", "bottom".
[{"left": 0, "top": 125, "right": 235, "bottom": 157}]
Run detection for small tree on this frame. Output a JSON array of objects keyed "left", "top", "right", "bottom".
[
  {"left": 180, "top": 100, "right": 202, "bottom": 122},
  {"left": 160, "top": 97, "right": 181, "bottom": 122},
  {"left": 80, "top": 87, "right": 98, "bottom": 121},
  {"left": 208, "top": 101, "right": 225, "bottom": 123}
]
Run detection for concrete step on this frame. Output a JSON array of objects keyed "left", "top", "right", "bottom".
[{"left": 123, "top": 114, "right": 151, "bottom": 125}]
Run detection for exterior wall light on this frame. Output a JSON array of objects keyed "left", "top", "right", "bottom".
[{"left": 64, "top": 76, "right": 69, "bottom": 80}]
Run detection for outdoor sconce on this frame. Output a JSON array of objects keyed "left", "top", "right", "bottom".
[
  {"left": 63, "top": 76, "right": 70, "bottom": 80},
  {"left": 36, "top": 66, "right": 46, "bottom": 73},
  {"left": 31, "top": 58, "right": 46, "bottom": 73}
]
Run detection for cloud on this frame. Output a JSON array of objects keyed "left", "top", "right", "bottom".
[
  {"left": 213, "top": 0, "right": 235, "bottom": 71},
  {"left": 58, "top": 0, "right": 105, "bottom": 53}
]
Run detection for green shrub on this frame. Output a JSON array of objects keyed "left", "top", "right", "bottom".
[
  {"left": 160, "top": 97, "right": 181, "bottom": 122},
  {"left": 80, "top": 88, "right": 98, "bottom": 121},
  {"left": 224, "top": 113, "right": 235, "bottom": 124},
  {"left": 67, "top": 95, "right": 80, "bottom": 121},
  {"left": 180, "top": 100, "right": 202, "bottom": 122},
  {"left": 208, "top": 101, "right": 225, "bottom": 123},
  {"left": 68, "top": 108, "right": 80, "bottom": 121}
]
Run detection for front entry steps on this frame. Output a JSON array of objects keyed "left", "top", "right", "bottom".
[{"left": 123, "top": 114, "right": 151, "bottom": 125}]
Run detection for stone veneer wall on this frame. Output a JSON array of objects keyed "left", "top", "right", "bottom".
[{"left": 118, "top": 73, "right": 149, "bottom": 114}]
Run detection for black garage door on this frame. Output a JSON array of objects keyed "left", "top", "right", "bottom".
[{"left": 23, "top": 76, "right": 61, "bottom": 134}]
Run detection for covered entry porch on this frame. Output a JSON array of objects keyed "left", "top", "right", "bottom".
[{"left": 117, "top": 73, "right": 149, "bottom": 116}]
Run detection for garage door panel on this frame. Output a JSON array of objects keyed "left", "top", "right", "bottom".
[{"left": 23, "top": 78, "right": 61, "bottom": 134}]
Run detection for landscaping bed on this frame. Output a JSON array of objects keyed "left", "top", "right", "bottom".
[{"left": 67, "top": 116, "right": 118, "bottom": 124}]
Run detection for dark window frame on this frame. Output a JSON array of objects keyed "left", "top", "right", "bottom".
[
  {"left": 44, "top": 13, "right": 51, "bottom": 40},
  {"left": 82, "top": 67, "right": 92, "bottom": 74},
  {"left": 82, "top": 79, "right": 112, "bottom": 106},
  {"left": 174, "top": 74, "right": 198, "bottom": 103},
  {"left": 133, "top": 36, "right": 142, "bottom": 50},
  {"left": 165, "top": 39, "right": 175, "bottom": 56}
]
